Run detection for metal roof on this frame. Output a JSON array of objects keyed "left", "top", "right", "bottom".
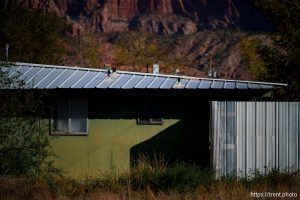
[{"left": 1, "top": 62, "right": 287, "bottom": 90}]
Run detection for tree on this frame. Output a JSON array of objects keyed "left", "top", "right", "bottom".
[
  {"left": 240, "top": 0, "right": 300, "bottom": 99},
  {"left": 78, "top": 34, "right": 103, "bottom": 68},
  {"left": 113, "top": 31, "right": 185, "bottom": 72},
  {"left": 0, "top": 66, "right": 58, "bottom": 176},
  {"left": 0, "top": 2, "right": 66, "bottom": 64}
]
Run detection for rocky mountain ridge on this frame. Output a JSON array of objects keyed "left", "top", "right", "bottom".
[
  {"left": 6, "top": 0, "right": 273, "bottom": 79},
  {"left": 17, "top": 0, "right": 272, "bottom": 35}
]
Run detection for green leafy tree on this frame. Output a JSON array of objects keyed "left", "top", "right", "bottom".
[
  {"left": 0, "top": 2, "right": 66, "bottom": 64},
  {"left": 0, "top": 63, "right": 58, "bottom": 176},
  {"left": 241, "top": 0, "right": 300, "bottom": 99}
]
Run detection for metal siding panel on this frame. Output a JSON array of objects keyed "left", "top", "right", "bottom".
[
  {"left": 147, "top": 77, "right": 167, "bottom": 89},
  {"left": 278, "top": 102, "right": 288, "bottom": 171},
  {"left": 198, "top": 80, "right": 213, "bottom": 89},
  {"left": 47, "top": 69, "right": 76, "bottom": 88},
  {"left": 219, "top": 102, "right": 227, "bottom": 175},
  {"left": 275, "top": 102, "right": 279, "bottom": 169},
  {"left": 266, "top": 102, "right": 276, "bottom": 169},
  {"left": 73, "top": 71, "right": 98, "bottom": 88},
  {"left": 237, "top": 102, "right": 246, "bottom": 177},
  {"left": 122, "top": 75, "right": 143, "bottom": 89},
  {"left": 160, "top": 78, "right": 177, "bottom": 89},
  {"left": 213, "top": 101, "right": 300, "bottom": 177},
  {"left": 135, "top": 76, "right": 155, "bottom": 88},
  {"left": 84, "top": 72, "right": 107, "bottom": 88},
  {"left": 110, "top": 74, "right": 132, "bottom": 88},
  {"left": 225, "top": 102, "right": 237, "bottom": 175},
  {"left": 224, "top": 82, "right": 236, "bottom": 89},
  {"left": 59, "top": 70, "right": 88, "bottom": 88},
  {"left": 288, "top": 102, "right": 298, "bottom": 172},
  {"left": 185, "top": 79, "right": 200, "bottom": 89},
  {"left": 256, "top": 102, "right": 266, "bottom": 173},
  {"left": 212, "top": 102, "right": 221, "bottom": 177},
  {"left": 246, "top": 102, "right": 256, "bottom": 176},
  {"left": 211, "top": 81, "right": 225, "bottom": 89}
]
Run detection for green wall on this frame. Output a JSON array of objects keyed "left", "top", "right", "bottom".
[
  {"left": 50, "top": 119, "right": 179, "bottom": 178},
  {"left": 48, "top": 91, "right": 210, "bottom": 178}
]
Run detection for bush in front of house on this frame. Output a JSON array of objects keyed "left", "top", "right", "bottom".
[{"left": 0, "top": 63, "right": 59, "bottom": 177}]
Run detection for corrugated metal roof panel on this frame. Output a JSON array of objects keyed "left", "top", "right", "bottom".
[
  {"left": 224, "top": 82, "right": 236, "bottom": 89},
  {"left": 198, "top": 80, "right": 213, "bottom": 89},
  {"left": 47, "top": 69, "right": 76, "bottom": 88},
  {"left": 135, "top": 76, "right": 155, "bottom": 88},
  {"left": 96, "top": 74, "right": 121, "bottom": 88},
  {"left": 147, "top": 77, "right": 167, "bottom": 89},
  {"left": 122, "top": 75, "right": 144, "bottom": 89},
  {"left": 236, "top": 82, "right": 248, "bottom": 89},
  {"left": 211, "top": 80, "right": 224, "bottom": 89},
  {"left": 248, "top": 83, "right": 261, "bottom": 89},
  {"left": 260, "top": 84, "right": 273, "bottom": 89},
  {"left": 59, "top": 70, "right": 87, "bottom": 88},
  {"left": 31, "top": 68, "right": 54, "bottom": 87},
  {"left": 185, "top": 79, "right": 201, "bottom": 89},
  {"left": 84, "top": 72, "right": 107, "bottom": 88},
  {"left": 73, "top": 71, "right": 98, "bottom": 88},
  {"left": 0, "top": 63, "right": 287, "bottom": 90},
  {"left": 7, "top": 66, "right": 19, "bottom": 76},
  {"left": 110, "top": 74, "right": 132, "bottom": 88},
  {"left": 17, "top": 66, "right": 31, "bottom": 75},
  {"left": 24, "top": 67, "right": 43, "bottom": 87},
  {"left": 173, "top": 78, "right": 189, "bottom": 89},
  {"left": 20, "top": 67, "right": 41, "bottom": 82},
  {"left": 35, "top": 68, "right": 64, "bottom": 88},
  {"left": 160, "top": 77, "right": 177, "bottom": 89}
]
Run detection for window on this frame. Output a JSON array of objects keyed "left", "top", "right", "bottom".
[
  {"left": 137, "top": 102, "right": 163, "bottom": 125},
  {"left": 51, "top": 98, "right": 88, "bottom": 135}
]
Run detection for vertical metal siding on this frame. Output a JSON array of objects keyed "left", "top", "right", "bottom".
[
  {"left": 236, "top": 102, "right": 246, "bottom": 177},
  {"left": 212, "top": 101, "right": 300, "bottom": 177},
  {"left": 246, "top": 102, "right": 256, "bottom": 176}
]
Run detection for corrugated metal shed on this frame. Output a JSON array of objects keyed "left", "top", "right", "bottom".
[
  {"left": 0, "top": 62, "right": 287, "bottom": 90},
  {"left": 212, "top": 101, "right": 300, "bottom": 177}
]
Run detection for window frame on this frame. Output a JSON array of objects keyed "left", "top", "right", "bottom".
[
  {"left": 137, "top": 101, "right": 163, "bottom": 125},
  {"left": 50, "top": 98, "right": 88, "bottom": 136}
]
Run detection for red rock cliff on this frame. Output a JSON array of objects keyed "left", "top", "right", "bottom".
[{"left": 17, "top": 0, "right": 271, "bottom": 35}]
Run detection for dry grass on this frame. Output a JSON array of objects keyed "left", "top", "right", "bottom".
[
  {"left": 0, "top": 174, "right": 299, "bottom": 200},
  {"left": 1, "top": 158, "right": 299, "bottom": 200}
]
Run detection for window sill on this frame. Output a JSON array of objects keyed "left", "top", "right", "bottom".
[
  {"left": 137, "top": 119, "right": 163, "bottom": 125},
  {"left": 50, "top": 132, "right": 88, "bottom": 136}
]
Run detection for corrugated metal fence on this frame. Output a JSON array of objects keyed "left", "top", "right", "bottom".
[{"left": 212, "top": 101, "right": 300, "bottom": 177}]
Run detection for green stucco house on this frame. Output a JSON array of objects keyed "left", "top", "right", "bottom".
[{"left": 1, "top": 62, "right": 287, "bottom": 178}]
